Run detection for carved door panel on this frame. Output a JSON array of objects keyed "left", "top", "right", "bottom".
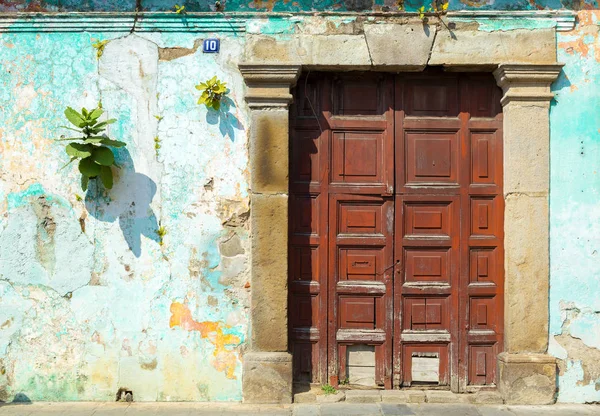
[
  {"left": 393, "top": 73, "right": 503, "bottom": 391},
  {"left": 326, "top": 74, "right": 395, "bottom": 388},
  {"left": 289, "top": 72, "right": 503, "bottom": 391}
]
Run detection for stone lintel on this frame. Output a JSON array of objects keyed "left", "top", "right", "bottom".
[
  {"left": 242, "top": 352, "right": 293, "bottom": 404},
  {"left": 498, "top": 352, "right": 557, "bottom": 405},
  {"left": 494, "top": 64, "right": 564, "bottom": 106},
  {"left": 239, "top": 64, "right": 301, "bottom": 108}
]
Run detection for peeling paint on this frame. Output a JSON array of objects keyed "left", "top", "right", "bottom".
[{"left": 550, "top": 9, "right": 600, "bottom": 404}]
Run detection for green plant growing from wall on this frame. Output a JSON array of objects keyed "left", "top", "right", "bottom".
[
  {"left": 59, "top": 105, "right": 126, "bottom": 191},
  {"left": 154, "top": 136, "right": 161, "bottom": 156},
  {"left": 321, "top": 384, "right": 337, "bottom": 395},
  {"left": 196, "top": 76, "right": 228, "bottom": 111},
  {"left": 156, "top": 224, "right": 167, "bottom": 246},
  {"left": 174, "top": 4, "right": 186, "bottom": 13},
  {"left": 91, "top": 39, "right": 109, "bottom": 59}
]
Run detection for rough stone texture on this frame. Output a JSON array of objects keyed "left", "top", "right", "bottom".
[
  {"left": 294, "top": 391, "right": 318, "bottom": 404},
  {"left": 244, "top": 34, "right": 372, "bottom": 69},
  {"left": 498, "top": 353, "right": 557, "bottom": 405},
  {"left": 363, "top": 23, "right": 434, "bottom": 71},
  {"left": 250, "top": 194, "right": 289, "bottom": 352},
  {"left": 345, "top": 390, "right": 381, "bottom": 403},
  {"left": 467, "top": 390, "right": 504, "bottom": 404},
  {"left": 502, "top": 103, "right": 551, "bottom": 195},
  {"left": 316, "top": 391, "right": 345, "bottom": 403},
  {"left": 242, "top": 352, "right": 293, "bottom": 404},
  {"left": 430, "top": 27, "right": 557, "bottom": 67},
  {"left": 426, "top": 390, "right": 468, "bottom": 404},
  {"left": 495, "top": 65, "right": 561, "bottom": 356},
  {"left": 249, "top": 110, "right": 290, "bottom": 194},
  {"left": 381, "top": 390, "right": 426, "bottom": 404},
  {"left": 504, "top": 194, "right": 549, "bottom": 353}
]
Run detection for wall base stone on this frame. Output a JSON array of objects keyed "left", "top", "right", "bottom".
[
  {"left": 242, "top": 352, "right": 293, "bottom": 404},
  {"left": 498, "top": 353, "right": 557, "bottom": 405}
]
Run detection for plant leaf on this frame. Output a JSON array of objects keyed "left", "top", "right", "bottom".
[
  {"left": 66, "top": 143, "right": 93, "bottom": 158},
  {"left": 65, "top": 107, "right": 85, "bottom": 128},
  {"left": 81, "top": 175, "right": 89, "bottom": 192},
  {"left": 91, "top": 146, "right": 115, "bottom": 166},
  {"left": 79, "top": 157, "right": 101, "bottom": 177},
  {"left": 94, "top": 119, "right": 116, "bottom": 129},
  {"left": 60, "top": 156, "right": 78, "bottom": 170},
  {"left": 99, "top": 166, "right": 114, "bottom": 189},
  {"left": 81, "top": 107, "right": 88, "bottom": 117},
  {"left": 213, "top": 100, "right": 221, "bottom": 111},
  {"left": 89, "top": 108, "right": 103, "bottom": 119},
  {"left": 100, "top": 138, "right": 127, "bottom": 148},
  {"left": 61, "top": 126, "right": 83, "bottom": 133}
]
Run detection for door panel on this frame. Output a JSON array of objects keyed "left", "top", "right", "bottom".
[{"left": 289, "top": 71, "right": 503, "bottom": 392}]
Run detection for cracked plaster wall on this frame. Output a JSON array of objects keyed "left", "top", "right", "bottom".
[
  {"left": 0, "top": 30, "right": 251, "bottom": 401},
  {"left": 549, "top": 10, "right": 600, "bottom": 404},
  {"left": 0, "top": 6, "right": 599, "bottom": 404}
]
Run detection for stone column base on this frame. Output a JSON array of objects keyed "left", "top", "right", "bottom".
[
  {"left": 497, "top": 352, "right": 557, "bottom": 405},
  {"left": 242, "top": 351, "right": 293, "bottom": 404}
]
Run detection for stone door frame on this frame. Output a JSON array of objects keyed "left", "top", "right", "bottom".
[{"left": 238, "top": 20, "right": 563, "bottom": 404}]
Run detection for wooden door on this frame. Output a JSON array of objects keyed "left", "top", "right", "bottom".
[{"left": 289, "top": 71, "right": 503, "bottom": 392}]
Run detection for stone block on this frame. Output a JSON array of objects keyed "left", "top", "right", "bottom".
[
  {"left": 497, "top": 353, "right": 557, "bottom": 405},
  {"left": 293, "top": 391, "right": 317, "bottom": 404},
  {"left": 250, "top": 194, "right": 289, "bottom": 352},
  {"left": 345, "top": 389, "right": 381, "bottom": 403},
  {"left": 381, "top": 390, "right": 425, "bottom": 403},
  {"left": 378, "top": 403, "right": 417, "bottom": 416},
  {"left": 430, "top": 27, "right": 556, "bottom": 67},
  {"left": 504, "top": 194, "right": 549, "bottom": 353},
  {"left": 293, "top": 404, "right": 320, "bottom": 416},
  {"left": 425, "top": 390, "right": 468, "bottom": 403},
  {"left": 250, "top": 110, "right": 290, "bottom": 194},
  {"left": 243, "top": 352, "right": 293, "bottom": 404},
  {"left": 244, "top": 34, "right": 372, "bottom": 69},
  {"left": 467, "top": 390, "right": 504, "bottom": 404},
  {"left": 316, "top": 391, "right": 345, "bottom": 403},
  {"left": 363, "top": 23, "right": 434, "bottom": 70},
  {"left": 380, "top": 390, "right": 408, "bottom": 403},
  {"left": 502, "top": 103, "right": 550, "bottom": 195},
  {"left": 321, "top": 403, "right": 381, "bottom": 416}
]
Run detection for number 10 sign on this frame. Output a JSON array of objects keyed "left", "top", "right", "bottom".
[{"left": 203, "top": 39, "right": 220, "bottom": 53}]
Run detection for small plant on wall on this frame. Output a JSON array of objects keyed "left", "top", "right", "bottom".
[
  {"left": 196, "top": 76, "right": 228, "bottom": 110},
  {"left": 59, "top": 104, "right": 126, "bottom": 191}
]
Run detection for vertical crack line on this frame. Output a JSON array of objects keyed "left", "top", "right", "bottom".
[
  {"left": 131, "top": 0, "right": 143, "bottom": 33},
  {"left": 426, "top": 23, "right": 439, "bottom": 67},
  {"left": 364, "top": 33, "right": 374, "bottom": 67}
]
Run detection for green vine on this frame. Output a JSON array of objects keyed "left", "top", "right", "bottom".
[
  {"left": 58, "top": 104, "right": 126, "bottom": 192},
  {"left": 196, "top": 76, "right": 228, "bottom": 111}
]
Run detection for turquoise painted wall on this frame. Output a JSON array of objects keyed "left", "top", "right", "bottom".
[
  {"left": 0, "top": 3, "right": 599, "bottom": 404},
  {"left": 0, "top": 27, "right": 251, "bottom": 401},
  {"left": 549, "top": 10, "right": 600, "bottom": 404}
]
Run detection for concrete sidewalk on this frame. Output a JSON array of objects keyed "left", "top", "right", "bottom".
[{"left": 0, "top": 403, "right": 598, "bottom": 416}]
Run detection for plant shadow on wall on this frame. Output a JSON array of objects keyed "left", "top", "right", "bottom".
[
  {"left": 59, "top": 105, "right": 159, "bottom": 257},
  {"left": 197, "top": 76, "right": 244, "bottom": 141},
  {"left": 84, "top": 148, "right": 159, "bottom": 258}
]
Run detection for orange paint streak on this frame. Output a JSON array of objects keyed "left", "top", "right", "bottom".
[
  {"left": 169, "top": 302, "right": 241, "bottom": 379},
  {"left": 558, "top": 11, "right": 600, "bottom": 63}
]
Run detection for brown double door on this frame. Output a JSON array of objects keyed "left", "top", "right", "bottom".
[{"left": 289, "top": 71, "right": 504, "bottom": 392}]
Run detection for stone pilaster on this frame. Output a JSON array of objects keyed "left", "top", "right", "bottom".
[
  {"left": 493, "top": 64, "right": 563, "bottom": 405},
  {"left": 239, "top": 64, "right": 301, "bottom": 404}
]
